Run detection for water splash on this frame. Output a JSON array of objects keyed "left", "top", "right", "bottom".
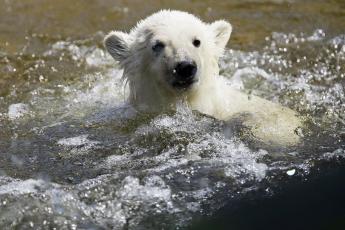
[{"left": 0, "top": 29, "right": 344, "bottom": 229}]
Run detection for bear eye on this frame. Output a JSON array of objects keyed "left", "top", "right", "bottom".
[
  {"left": 152, "top": 41, "right": 165, "bottom": 52},
  {"left": 193, "top": 39, "right": 201, "bottom": 47}
]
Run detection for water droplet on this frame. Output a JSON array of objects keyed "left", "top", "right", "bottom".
[{"left": 287, "top": 169, "right": 296, "bottom": 176}]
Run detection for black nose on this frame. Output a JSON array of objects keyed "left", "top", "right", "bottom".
[{"left": 174, "top": 61, "right": 197, "bottom": 80}]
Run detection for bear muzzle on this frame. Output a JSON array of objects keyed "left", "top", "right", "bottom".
[{"left": 171, "top": 61, "right": 198, "bottom": 89}]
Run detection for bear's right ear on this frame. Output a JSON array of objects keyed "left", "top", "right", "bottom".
[{"left": 104, "top": 31, "right": 131, "bottom": 62}]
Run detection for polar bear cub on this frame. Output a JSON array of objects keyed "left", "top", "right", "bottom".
[{"left": 104, "top": 10, "right": 303, "bottom": 146}]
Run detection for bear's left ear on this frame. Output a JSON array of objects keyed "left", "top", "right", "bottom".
[
  {"left": 104, "top": 31, "right": 132, "bottom": 63},
  {"left": 209, "top": 20, "right": 232, "bottom": 52}
]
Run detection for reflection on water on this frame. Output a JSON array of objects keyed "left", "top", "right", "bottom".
[
  {"left": 1, "top": 0, "right": 345, "bottom": 53},
  {"left": 0, "top": 0, "right": 344, "bottom": 229}
]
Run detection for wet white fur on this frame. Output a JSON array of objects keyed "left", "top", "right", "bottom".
[{"left": 104, "top": 10, "right": 302, "bottom": 146}]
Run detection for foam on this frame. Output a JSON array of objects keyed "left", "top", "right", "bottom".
[
  {"left": 8, "top": 103, "right": 30, "bottom": 120},
  {"left": 0, "top": 178, "right": 46, "bottom": 195},
  {"left": 57, "top": 134, "right": 99, "bottom": 147}
]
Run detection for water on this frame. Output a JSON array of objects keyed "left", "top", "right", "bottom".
[{"left": 0, "top": 0, "right": 345, "bottom": 229}]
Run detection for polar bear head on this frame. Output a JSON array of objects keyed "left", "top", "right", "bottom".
[{"left": 104, "top": 10, "right": 232, "bottom": 110}]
